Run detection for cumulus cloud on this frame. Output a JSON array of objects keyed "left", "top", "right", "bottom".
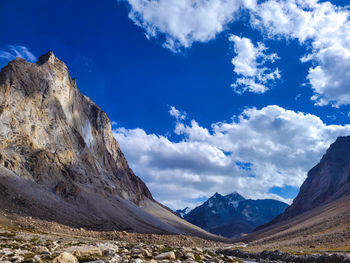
[
  {"left": 229, "top": 35, "right": 280, "bottom": 94},
  {"left": 0, "top": 45, "right": 37, "bottom": 64},
  {"left": 169, "top": 106, "right": 186, "bottom": 120},
  {"left": 123, "top": 0, "right": 350, "bottom": 106},
  {"left": 251, "top": 0, "right": 350, "bottom": 106},
  {"left": 124, "top": 0, "right": 256, "bottom": 52},
  {"left": 114, "top": 106, "right": 350, "bottom": 209}
]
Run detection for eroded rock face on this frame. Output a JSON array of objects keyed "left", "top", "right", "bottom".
[
  {"left": 0, "top": 52, "right": 152, "bottom": 205},
  {"left": 273, "top": 136, "right": 350, "bottom": 222},
  {"left": 0, "top": 52, "right": 225, "bottom": 237}
]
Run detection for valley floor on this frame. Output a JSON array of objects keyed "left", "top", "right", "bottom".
[
  {"left": 0, "top": 211, "right": 350, "bottom": 263},
  {"left": 0, "top": 213, "right": 244, "bottom": 263}
]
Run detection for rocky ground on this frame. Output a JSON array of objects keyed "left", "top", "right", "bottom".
[
  {"left": 0, "top": 222, "right": 244, "bottom": 263},
  {"left": 1, "top": 213, "right": 350, "bottom": 263}
]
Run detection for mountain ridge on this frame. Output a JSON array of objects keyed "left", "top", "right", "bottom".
[
  {"left": 239, "top": 135, "right": 350, "bottom": 250},
  {"left": 260, "top": 135, "right": 350, "bottom": 229},
  {"left": 181, "top": 192, "right": 288, "bottom": 238}
]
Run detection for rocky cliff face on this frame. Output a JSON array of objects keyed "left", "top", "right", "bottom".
[
  {"left": 0, "top": 52, "right": 220, "bottom": 239},
  {"left": 183, "top": 192, "right": 288, "bottom": 238},
  {"left": 0, "top": 52, "right": 151, "bottom": 205},
  {"left": 272, "top": 136, "right": 350, "bottom": 222}
]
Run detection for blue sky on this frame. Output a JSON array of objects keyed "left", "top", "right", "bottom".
[{"left": 1, "top": 0, "right": 350, "bottom": 209}]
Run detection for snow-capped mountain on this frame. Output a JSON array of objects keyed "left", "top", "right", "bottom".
[
  {"left": 182, "top": 192, "right": 288, "bottom": 238},
  {"left": 176, "top": 207, "right": 192, "bottom": 218}
]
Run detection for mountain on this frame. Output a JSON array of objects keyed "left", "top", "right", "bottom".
[
  {"left": 0, "top": 52, "right": 222, "bottom": 240},
  {"left": 182, "top": 192, "right": 288, "bottom": 238},
  {"left": 176, "top": 207, "right": 192, "bottom": 218},
  {"left": 240, "top": 136, "right": 350, "bottom": 250},
  {"left": 265, "top": 136, "right": 350, "bottom": 226}
]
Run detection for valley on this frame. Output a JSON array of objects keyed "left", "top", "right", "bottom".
[{"left": 0, "top": 53, "right": 350, "bottom": 262}]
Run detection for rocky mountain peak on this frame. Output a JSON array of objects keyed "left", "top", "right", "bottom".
[
  {"left": 0, "top": 53, "right": 225, "bottom": 238},
  {"left": 209, "top": 192, "right": 223, "bottom": 200},
  {"left": 182, "top": 191, "right": 288, "bottom": 238},
  {"left": 225, "top": 192, "right": 245, "bottom": 201},
  {"left": 37, "top": 51, "right": 56, "bottom": 65},
  {"left": 0, "top": 52, "right": 152, "bottom": 205}
]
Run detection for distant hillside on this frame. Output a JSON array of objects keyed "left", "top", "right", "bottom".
[
  {"left": 262, "top": 136, "right": 350, "bottom": 228},
  {"left": 240, "top": 136, "right": 350, "bottom": 250},
  {"left": 181, "top": 192, "right": 288, "bottom": 238}
]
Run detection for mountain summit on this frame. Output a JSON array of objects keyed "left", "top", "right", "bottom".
[
  {"left": 0, "top": 52, "right": 220, "bottom": 239},
  {"left": 0, "top": 52, "right": 151, "bottom": 205},
  {"left": 182, "top": 192, "right": 288, "bottom": 238}
]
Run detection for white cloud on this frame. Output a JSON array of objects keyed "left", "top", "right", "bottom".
[
  {"left": 251, "top": 0, "right": 350, "bottom": 106},
  {"left": 229, "top": 35, "right": 280, "bottom": 94},
  {"left": 114, "top": 106, "right": 350, "bottom": 209},
  {"left": 169, "top": 106, "right": 186, "bottom": 120},
  {"left": 123, "top": 0, "right": 350, "bottom": 106},
  {"left": 124, "top": 0, "right": 256, "bottom": 52},
  {"left": 0, "top": 45, "right": 37, "bottom": 64}
]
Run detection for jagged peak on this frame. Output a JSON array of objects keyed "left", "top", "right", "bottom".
[
  {"left": 37, "top": 51, "right": 56, "bottom": 65},
  {"left": 225, "top": 192, "right": 245, "bottom": 200},
  {"left": 207, "top": 192, "right": 223, "bottom": 201}
]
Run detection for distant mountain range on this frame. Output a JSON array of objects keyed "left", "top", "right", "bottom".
[
  {"left": 177, "top": 192, "right": 288, "bottom": 238},
  {"left": 176, "top": 207, "right": 192, "bottom": 218}
]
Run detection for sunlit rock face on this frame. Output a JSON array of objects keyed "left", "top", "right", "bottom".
[
  {"left": 0, "top": 51, "right": 152, "bottom": 204},
  {"left": 0, "top": 52, "right": 228, "bottom": 239}
]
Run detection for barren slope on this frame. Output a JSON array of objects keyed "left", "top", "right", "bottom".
[
  {"left": 239, "top": 195, "right": 350, "bottom": 251},
  {"left": 0, "top": 52, "right": 221, "bottom": 240}
]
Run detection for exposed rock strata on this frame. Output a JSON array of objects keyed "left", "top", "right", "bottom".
[{"left": 0, "top": 52, "right": 220, "bottom": 239}]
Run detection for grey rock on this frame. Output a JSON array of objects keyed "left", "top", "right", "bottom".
[
  {"left": 52, "top": 252, "right": 78, "bottom": 263},
  {"left": 155, "top": 252, "right": 176, "bottom": 260}
]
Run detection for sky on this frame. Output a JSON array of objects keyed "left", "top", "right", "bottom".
[{"left": 1, "top": 0, "right": 350, "bottom": 209}]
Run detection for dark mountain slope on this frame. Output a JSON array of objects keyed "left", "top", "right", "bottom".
[
  {"left": 265, "top": 136, "right": 350, "bottom": 227},
  {"left": 183, "top": 192, "right": 288, "bottom": 238},
  {"left": 241, "top": 136, "right": 350, "bottom": 250}
]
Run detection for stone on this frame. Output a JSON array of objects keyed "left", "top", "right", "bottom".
[
  {"left": 155, "top": 252, "right": 176, "bottom": 260},
  {"left": 108, "top": 255, "right": 122, "bottom": 263},
  {"left": 141, "top": 248, "right": 152, "bottom": 257},
  {"left": 69, "top": 246, "right": 103, "bottom": 259},
  {"left": 32, "top": 255, "right": 42, "bottom": 263},
  {"left": 52, "top": 252, "right": 78, "bottom": 263},
  {"left": 184, "top": 253, "right": 195, "bottom": 260},
  {"left": 34, "top": 246, "right": 51, "bottom": 256},
  {"left": 194, "top": 247, "right": 203, "bottom": 253}
]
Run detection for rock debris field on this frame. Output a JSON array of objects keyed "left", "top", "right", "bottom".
[{"left": 1, "top": 223, "right": 350, "bottom": 263}]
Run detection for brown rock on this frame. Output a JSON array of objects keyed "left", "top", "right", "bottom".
[
  {"left": 155, "top": 251, "right": 176, "bottom": 260},
  {"left": 52, "top": 252, "right": 78, "bottom": 263}
]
